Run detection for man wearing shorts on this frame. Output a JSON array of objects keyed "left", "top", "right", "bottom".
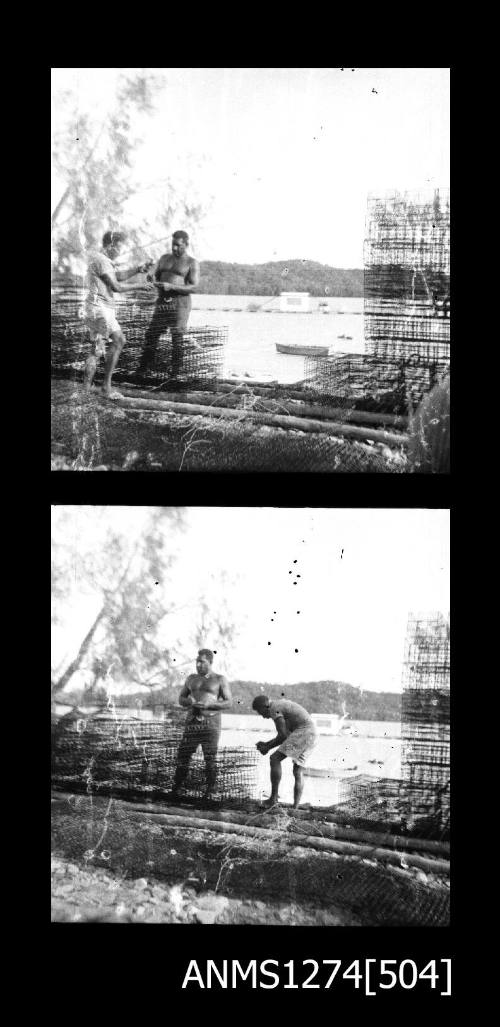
[
  {"left": 84, "top": 230, "right": 153, "bottom": 399},
  {"left": 169, "top": 649, "right": 232, "bottom": 803},
  {"left": 139, "top": 230, "right": 200, "bottom": 380},
  {"left": 252, "top": 695, "right": 317, "bottom": 809}
]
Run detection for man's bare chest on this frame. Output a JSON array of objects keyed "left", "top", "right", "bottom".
[
  {"left": 191, "top": 675, "right": 220, "bottom": 698},
  {"left": 159, "top": 255, "right": 191, "bottom": 281}
]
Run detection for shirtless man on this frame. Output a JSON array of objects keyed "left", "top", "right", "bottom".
[
  {"left": 170, "top": 649, "right": 232, "bottom": 802},
  {"left": 140, "top": 230, "right": 200, "bottom": 380},
  {"left": 84, "top": 230, "right": 153, "bottom": 399},
  {"left": 252, "top": 695, "right": 318, "bottom": 810}
]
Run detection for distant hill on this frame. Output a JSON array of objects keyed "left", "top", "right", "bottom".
[
  {"left": 226, "top": 681, "right": 401, "bottom": 720},
  {"left": 198, "top": 260, "right": 364, "bottom": 297},
  {"left": 58, "top": 679, "right": 401, "bottom": 722}
]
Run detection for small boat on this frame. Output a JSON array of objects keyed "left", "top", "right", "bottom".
[
  {"left": 304, "top": 764, "right": 359, "bottom": 779},
  {"left": 303, "top": 767, "right": 340, "bottom": 779},
  {"left": 276, "top": 343, "right": 329, "bottom": 356}
]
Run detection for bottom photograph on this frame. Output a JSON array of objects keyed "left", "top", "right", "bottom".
[{"left": 51, "top": 506, "right": 450, "bottom": 927}]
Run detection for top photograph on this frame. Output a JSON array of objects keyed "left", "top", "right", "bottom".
[{"left": 51, "top": 68, "right": 450, "bottom": 474}]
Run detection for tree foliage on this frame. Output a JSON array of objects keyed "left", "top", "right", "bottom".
[
  {"left": 190, "top": 570, "right": 241, "bottom": 677},
  {"left": 51, "top": 508, "right": 241, "bottom": 704},
  {"left": 51, "top": 507, "right": 187, "bottom": 697},
  {"left": 51, "top": 71, "right": 212, "bottom": 274}
]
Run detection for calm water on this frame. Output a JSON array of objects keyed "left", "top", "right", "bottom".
[
  {"left": 220, "top": 716, "right": 401, "bottom": 807},
  {"left": 189, "top": 294, "right": 365, "bottom": 383}
]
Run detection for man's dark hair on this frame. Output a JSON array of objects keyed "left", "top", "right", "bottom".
[
  {"left": 198, "top": 648, "right": 214, "bottom": 662},
  {"left": 252, "top": 695, "right": 269, "bottom": 713},
  {"left": 172, "top": 230, "right": 189, "bottom": 243},
  {"left": 102, "top": 230, "right": 127, "bottom": 248}
]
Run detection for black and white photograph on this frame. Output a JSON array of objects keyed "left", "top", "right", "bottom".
[
  {"left": 49, "top": 65, "right": 455, "bottom": 1005},
  {"left": 51, "top": 68, "right": 450, "bottom": 473},
  {"left": 51, "top": 506, "right": 450, "bottom": 928}
]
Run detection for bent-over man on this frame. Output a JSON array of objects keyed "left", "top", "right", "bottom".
[
  {"left": 140, "top": 230, "right": 200, "bottom": 380},
  {"left": 252, "top": 695, "right": 317, "bottom": 810},
  {"left": 84, "top": 230, "right": 153, "bottom": 399},
  {"left": 170, "top": 649, "right": 232, "bottom": 802}
]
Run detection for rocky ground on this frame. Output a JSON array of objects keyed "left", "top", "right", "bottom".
[{"left": 51, "top": 855, "right": 362, "bottom": 925}]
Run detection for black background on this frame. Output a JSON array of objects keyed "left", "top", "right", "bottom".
[{"left": 44, "top": 54, "right": 463, "bottom": 1014}]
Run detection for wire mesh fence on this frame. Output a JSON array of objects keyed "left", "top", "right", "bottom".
[
  {"left": 51, "top": 713, "right": 260, "bottom": 806},
  {"left": 51, "top": 284, "right": 226, "bottom": 390}
]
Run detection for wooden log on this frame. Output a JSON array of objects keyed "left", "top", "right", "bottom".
[
  {"left": 222, "top": 377, "right": 280, "bottom": 387},
  {"left": 120, "top": 800, "right": 449, "bottom": 856},
  {"left": 219, "top": 382, "right": 338, "bottom": 403},
  {"left": 114, "top": 395, "right": 408, "bottom": 447},
  {"left": 117, "top": 386, "right": 407, "bottom": 429},
  {"left": 289, "top": 809, "right": 449, "bottom": 852},
  {"left": 119, "top": 808, "right": 450, "bottom": 875}
]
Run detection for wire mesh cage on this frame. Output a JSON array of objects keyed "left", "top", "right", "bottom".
[
  {"left": 400, "top": 613, "right": 450, "bottom": 833},
  {"left": 303, "top": 351, "right": 449, "bottom": 412},
  {"left": 364, "top": 189, "right": 450, "bottom": 365}
]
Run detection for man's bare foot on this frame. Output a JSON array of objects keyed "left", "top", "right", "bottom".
[
  {"left": 260, "top": 797, "right": 280, "bottom": 809},
  {"left": 102, "top": 388, "right": 124, "bottom": 401}
]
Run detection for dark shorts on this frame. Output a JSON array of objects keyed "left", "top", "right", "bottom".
[
  {"left": 178, "top": 715, "right": 221, "bottom": 758},
  {"left": 149, "top": 296, "right": 192, "bottom": 333}
]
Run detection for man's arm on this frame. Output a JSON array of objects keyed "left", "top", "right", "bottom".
[
  {"left": 178, "top": 677, "right": 195, "bottom": 709},
  {"left": 152, "top": 258, "right": 164, "bottom": 283},
  {"left": 100, "top": 271, "right": 154, "bottom": 295},
  {"left": 215, "top": 676, "right": 232, "bottom": 710},
  {"left": 258, "top": 714, "right": 287, "bottom": 754},
  {"left": 116, "top": 260, "right": 153, "bottom": 282},
  {"left": 159, "top": 259, "right": 200, "bottom": 296}
]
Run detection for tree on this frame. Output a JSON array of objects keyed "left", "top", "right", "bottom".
[
  {"left": 51, "top": 70, "right": 213, "bottom": 274},
  {"left": 52, "top": 72, "right": 162, "bottom": 268},
  {"left": 190, "top": 570, "right": 242, "bottom": 678},
  {"left": 51, "top": 507, "right": 186, "bottom": 698}
]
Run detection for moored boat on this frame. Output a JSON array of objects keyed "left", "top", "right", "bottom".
[
  {"left": 276, "top": 343, "right": 329, "bottom": 356},
  {"left": 303, "top": 765, "right": 359, "bottom": 779}
]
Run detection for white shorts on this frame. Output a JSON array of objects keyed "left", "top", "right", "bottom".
[
  {"left": 85, "top": 304, "right": 121, "bottom": 341},
  {"left": 276, "top": 726, "right": 317, "bottom": 766}
]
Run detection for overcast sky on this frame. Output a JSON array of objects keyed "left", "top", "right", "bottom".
[
  {"left": 52, "top": 507, "right": 450, "bottom": 694},
  {"left": 51, "top": 68, "right": 450, "bottom": 267}
]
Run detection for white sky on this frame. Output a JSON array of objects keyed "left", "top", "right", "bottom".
[
  {"left": 51, "top": 68, "right": 450, "bottom": 266},
  {"left": 52, "top": 507, "right": 450, "bottom": 693}
]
